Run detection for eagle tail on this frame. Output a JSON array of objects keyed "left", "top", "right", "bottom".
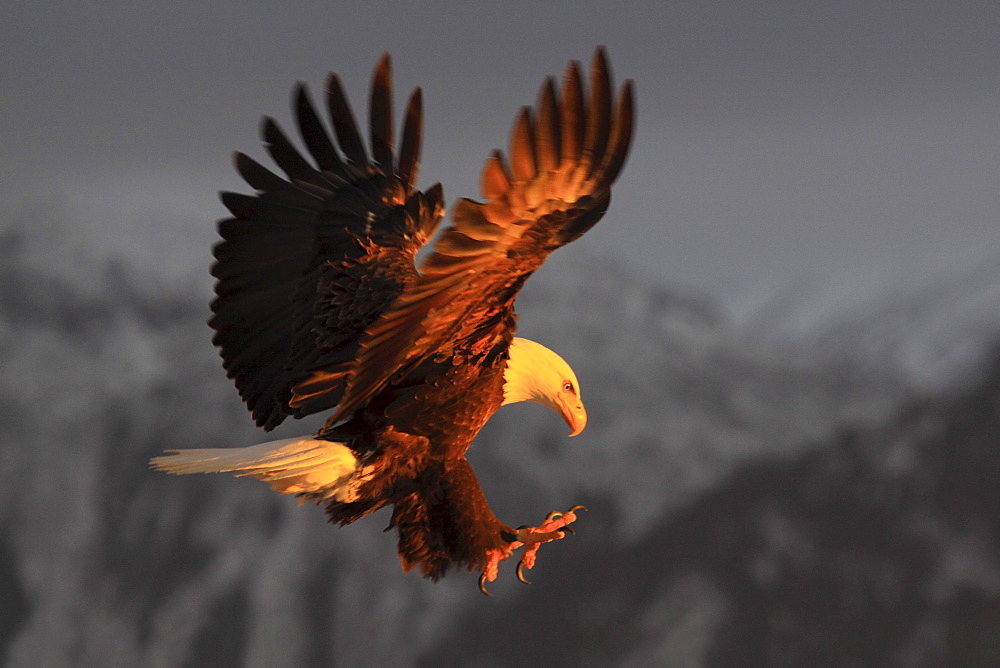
[{"left": 150, "top": 436, "right": 366, "bottom": 502}]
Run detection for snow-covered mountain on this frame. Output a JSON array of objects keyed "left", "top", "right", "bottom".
[
  {"left": 813, "top": 257, "right": 1000, "bottom": 393},
  {"left": 1, "top": 212, "right": 997, "bottom": 666}
]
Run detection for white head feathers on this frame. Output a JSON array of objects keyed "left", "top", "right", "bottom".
[{"left": 502, "top": 337, "right": 587, "bottom": 437}]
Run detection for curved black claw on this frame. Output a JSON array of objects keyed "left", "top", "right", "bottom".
[
  {"left": 569, "top": 504, "right": 589, "bottom": 513},
  {"left": 561, "top": 525, "right": 575, "bottom": 536},
  {"left": 516, "top": 560, "right": 532, "bottom": 585},
  {"left": 479, "top": 572, "right": 494, "bottom": 597}
]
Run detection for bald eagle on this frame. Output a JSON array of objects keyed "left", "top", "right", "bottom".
[{"left": 152, "top": 49, "right": 634, "bottom": 594}]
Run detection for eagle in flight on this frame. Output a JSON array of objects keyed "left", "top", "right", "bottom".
[{"left": 152, "top": 49, "right": 634, "bottom": 594}]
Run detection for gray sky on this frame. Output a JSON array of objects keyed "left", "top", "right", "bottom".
[{"left": 4, "top": 0, "right": 1000, "bottom": 322}]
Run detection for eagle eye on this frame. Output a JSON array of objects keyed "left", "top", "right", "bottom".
[{"left": 562, "top": 381, "right": 574, "bottom": 393}]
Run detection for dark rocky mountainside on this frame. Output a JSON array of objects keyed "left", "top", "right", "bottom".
[{"left": 1, "top": 219, "right": 997, "bottom": 666}]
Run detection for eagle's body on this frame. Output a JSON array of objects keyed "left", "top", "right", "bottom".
[{"left": 153, "top": 49, "right": 633, "bottom": 592}]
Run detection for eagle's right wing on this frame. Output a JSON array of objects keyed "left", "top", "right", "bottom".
[
  {"left": 329, "top": 49, "right": 634, "bottom": 424},
  {"left": 210, "top": 55, "right": 444, "bottom": 430}
]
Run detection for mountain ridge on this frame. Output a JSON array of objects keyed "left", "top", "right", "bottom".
[{"left": 1, "top": 215, "right": 996, "bottom": 665}]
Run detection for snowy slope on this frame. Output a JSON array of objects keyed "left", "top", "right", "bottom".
[
  {"left": 1, "top": 211, "right": 996, "bottom": 666},
  {"left": 812, "top": 257, "right": 1000, "bottom": 392}
]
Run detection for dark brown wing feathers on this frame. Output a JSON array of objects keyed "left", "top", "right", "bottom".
[
  {"left": 210, "top": 55, "right": 443, "bottom": 430},
  {"left": 369, "top": 53, "right": 394, "bottom": 170},
  {"left": 325, "top": 73, "right": 368, "bottom": 166},
  {"left": 294, "top": 84, "right": 347, "bottom": 177},
  {"left": 212, "top": 49, "right": 632, "bottom": 431},
  {"left": 396, "top": 88, "right": 423, "bottom": 193}
]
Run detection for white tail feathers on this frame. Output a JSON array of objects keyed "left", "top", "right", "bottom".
[{"left": 150, "top": 436, "right": 367, "bottom": 502}]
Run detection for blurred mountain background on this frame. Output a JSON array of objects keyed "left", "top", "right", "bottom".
[
  {"left": 1, "top": 207, "right": 998, "bottom": 666},
  {"left": 4, "top": 1, "right": 1000, "bottom": 664}
]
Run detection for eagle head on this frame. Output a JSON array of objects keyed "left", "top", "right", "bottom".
[{"left": 502, "top": 337, "right": 587, "bottom": 437}]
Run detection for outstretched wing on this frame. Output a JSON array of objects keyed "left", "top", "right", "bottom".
[
  {"left": 210, "top": 54, "right": 444, "bottom": 430},
  {"left": 331, "top": 48, "right": 634, "bottom": 422}
]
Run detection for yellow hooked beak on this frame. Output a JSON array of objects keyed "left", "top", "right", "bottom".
[{"left": 560, "top": 398, "right": 588, "bottom": 437}]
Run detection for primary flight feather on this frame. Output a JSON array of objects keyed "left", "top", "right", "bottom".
[{"left": 152, "top": 49, "right": 634, "bottom": 594}]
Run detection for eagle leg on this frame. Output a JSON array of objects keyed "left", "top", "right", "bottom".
[{"left": 478, "top": 505, "right": 587, "bottom": 596}]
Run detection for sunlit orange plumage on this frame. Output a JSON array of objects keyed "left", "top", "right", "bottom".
[{"left": 152, "top": 49, "right": 634, "bottom": 593}]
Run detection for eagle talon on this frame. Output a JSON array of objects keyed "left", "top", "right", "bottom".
[
  {"left": 479, "top": 572, "right": 494, "bottom": 597},
  {"left": 477, "top": 505, "right": 586, "bottom": 594}
]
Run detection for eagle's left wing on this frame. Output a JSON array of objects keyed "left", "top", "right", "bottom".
[{"left": 209, "top": 56, "right": 444, "bottom": 430}]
